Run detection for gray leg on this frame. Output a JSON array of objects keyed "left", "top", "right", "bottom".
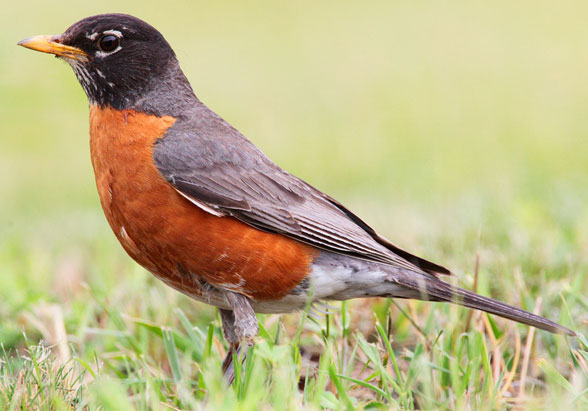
[
  {"left": 219, "top": 308, "right": 239, "bottom": 377},
  {"left": 219, "top": 292, "right": 258, "bottom": 383},
  {"left": 219, "top": 308, "right": 239, "bottom": 346},
  {"left": 225, "top": 292, "right": 259, "bottom": 343}
]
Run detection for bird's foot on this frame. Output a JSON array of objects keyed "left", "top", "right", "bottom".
[{"left": 222, "top": 339, "right": 254, "bottom": 384}]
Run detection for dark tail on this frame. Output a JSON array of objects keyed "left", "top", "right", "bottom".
[{"left": 401, "top": 277, "right": 575, "bottom": 336}]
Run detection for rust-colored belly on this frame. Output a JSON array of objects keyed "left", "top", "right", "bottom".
[{"left": 89, "top": 106, "right": 317, "bottom": 301}]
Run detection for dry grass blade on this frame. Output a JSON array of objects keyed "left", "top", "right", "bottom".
[
  {"left": 465, "top": 241, "right": 481, "bottom": 332},
  {"left": 499, "top": 329, "right": 520, "bottom": 398},
  {"left": 19, "top": 304, "right": 71, "bottom": 365},
  {"left": 516, "top": 297, "right": 542, "bottom": 404}
]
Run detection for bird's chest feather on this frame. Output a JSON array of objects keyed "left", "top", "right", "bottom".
[
  {"left": 89, "top": 106, "right": 177, "bottom": 273},
  {"left": 88, "top": 105, "right": 317, "bottom": 301}
]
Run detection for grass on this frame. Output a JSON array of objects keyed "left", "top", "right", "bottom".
[{"left": 1, "top": 1, "right": 587, "bottom": 409}]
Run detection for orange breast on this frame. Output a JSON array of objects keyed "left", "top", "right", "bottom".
[{"left": 89, "top": 106, "right": 318, "bottom": 301}]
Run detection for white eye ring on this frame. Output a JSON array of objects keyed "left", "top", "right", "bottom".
[{"left": 95, "top": 30, "right": 123, "bottom": 58}]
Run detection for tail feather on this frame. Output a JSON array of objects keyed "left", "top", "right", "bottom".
[{"left": 401, "top": 277, "right": 575, "bottom": 336}]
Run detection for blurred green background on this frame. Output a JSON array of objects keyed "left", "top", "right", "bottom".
[{"left": 1, "top": 1, "right": 587, "bottom": 330}]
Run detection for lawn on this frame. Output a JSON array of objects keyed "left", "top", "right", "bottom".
[{"left": 1, "top": 1, "right": 587, "bottom": 409}]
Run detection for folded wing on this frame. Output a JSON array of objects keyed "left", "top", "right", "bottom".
[{"left": 153, "top": 108, "right": 450, "bottom": 276}]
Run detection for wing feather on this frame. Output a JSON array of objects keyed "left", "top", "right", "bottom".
[{"left": 153, "top": 109, "right": 450, "bottom": 276}]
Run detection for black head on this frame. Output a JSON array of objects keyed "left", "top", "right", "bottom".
[{"left": 19, "top": 13, "right": 196, "bottom": 114}]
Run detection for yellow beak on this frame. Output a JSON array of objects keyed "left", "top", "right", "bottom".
[{"left": 18, "top": 34, "right": 88, "bottom": 61}]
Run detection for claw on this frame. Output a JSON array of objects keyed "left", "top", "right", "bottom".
[{"left": 222, "top": 343, "right": 250, "bottom": 384}]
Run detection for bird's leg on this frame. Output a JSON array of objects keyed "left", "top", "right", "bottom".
[
  {"left": 219, "top": 308, "right": 238, "bottom": 375},
  {"left": 219, "top": 292, "right": 258, "bottom": 383}
]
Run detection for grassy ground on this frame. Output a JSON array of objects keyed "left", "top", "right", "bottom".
[{"left": 1, "top": 1, "right": 587, "bottom": 409}]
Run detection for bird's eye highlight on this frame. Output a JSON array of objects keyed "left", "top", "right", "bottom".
[{"left": 98, "top": 34, "right": 119, "bottom": 52}]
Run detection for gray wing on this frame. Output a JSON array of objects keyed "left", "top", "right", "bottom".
[{"left": 153, "top": 107, "right": 450, "bottom": 276}]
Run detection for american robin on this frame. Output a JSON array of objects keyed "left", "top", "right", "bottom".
[{"left": 19, "top": 13, "right": 574, "bottom": 380}]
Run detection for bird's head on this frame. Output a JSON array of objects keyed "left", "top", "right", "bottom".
[{"left": 18, "top": 13, "right": 194, "bottom": 113}]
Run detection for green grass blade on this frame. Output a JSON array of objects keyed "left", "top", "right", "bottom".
[
  {"left": 162, "top": 327, "right": 182, "bottom": 384},
  {"left": 328, "top": 364, "right": 354, "bottom": 410}
]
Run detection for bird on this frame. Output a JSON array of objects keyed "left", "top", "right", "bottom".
[{"left": 19, "top": 13, "right": 574, "bottom": 381}]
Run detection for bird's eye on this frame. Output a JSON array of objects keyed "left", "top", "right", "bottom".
[{"left": 98, "top": 34, "right": 119, "bottom": 52}]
